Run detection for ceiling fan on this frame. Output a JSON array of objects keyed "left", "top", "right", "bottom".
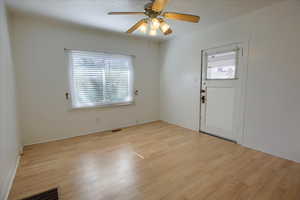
[{"left": 108, "top": 0, "right": 200, "bottom": 36}]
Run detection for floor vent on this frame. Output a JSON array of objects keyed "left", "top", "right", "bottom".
[
  {"left": 21, "top": 188, "right": 58, "bottom": 200},
  {"left": 112, "top": 128, "right": 122, "bottom": 132}
]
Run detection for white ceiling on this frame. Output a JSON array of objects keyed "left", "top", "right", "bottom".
[{"left": 6, "top": 0, "right": 284, "bottom": 40}]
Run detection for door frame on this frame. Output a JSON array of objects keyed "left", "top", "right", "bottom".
[{"left": 199, "top": 41, "right": 249, "bottom": 145}]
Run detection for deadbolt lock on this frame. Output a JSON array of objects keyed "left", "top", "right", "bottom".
[{"left": 201, "top": 95, "right": 206, "bottom": 104}]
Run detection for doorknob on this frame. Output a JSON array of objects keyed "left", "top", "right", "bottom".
[{"left": 201, "top": 95, "right": 206, "bottom": 104}]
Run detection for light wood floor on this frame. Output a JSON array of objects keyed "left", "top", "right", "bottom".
[{"left": 9, "top": 121, "right": 300, "bottom": 200}]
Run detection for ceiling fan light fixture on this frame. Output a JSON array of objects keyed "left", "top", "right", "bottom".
[
  {"left": 160, "top": 21, "right": 170, "bottom": 33},
  {"left": 139, "top": 22, "right": 148, "bottom": 33},
  {"left": 163, "top": 28, "right": 172, "bottom": 35},
  {"left": 149, "top": 27, "right": 157, "bottom": 36},
  {"left": 151, "top": 18, "right": 160, "bottom": 30}
]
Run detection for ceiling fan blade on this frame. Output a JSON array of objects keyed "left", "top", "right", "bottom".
[
  {"left": 152, "top": 0, "right": 170, "bottom": 12},
  {"left": 126, "top": 19, "right": 147, "bottom": 34},
  {"left": 163, "top": 12, "right": 200, "bottom": 23},
  {"left": 108, "top": 12, "right": 145, "bottom": 15}
]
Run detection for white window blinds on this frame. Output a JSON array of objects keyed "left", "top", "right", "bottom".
[{"left": 67, "top": 50, "right": 134, "bottom": 108}]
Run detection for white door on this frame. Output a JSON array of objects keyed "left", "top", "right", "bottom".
[{"left": 200, "top": 44, "right": 244, "bottom": 142}]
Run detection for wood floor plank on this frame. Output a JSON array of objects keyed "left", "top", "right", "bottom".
[{"left": 8, "top": 121, "right": 300, "bottom": 200}]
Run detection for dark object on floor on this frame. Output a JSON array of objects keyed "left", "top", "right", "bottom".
[{"left": 21, "top": 188, "right": 58, "bottom": 200}]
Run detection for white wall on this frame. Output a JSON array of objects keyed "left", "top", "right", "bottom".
[
  {"left": 11, "top": 14, "right": 161, "bottom": 145},
  {"left": 160, "top": 0, "right": 300, "bottom": 162},
  {"left": 0, "top": 0, "right": 21, "bottom": 199}
]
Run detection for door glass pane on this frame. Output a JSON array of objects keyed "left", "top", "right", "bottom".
[{"left": 206, "top": 51, "right": 237, "bottom": 80}]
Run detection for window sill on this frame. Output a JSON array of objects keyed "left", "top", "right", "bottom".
[{"left": 69, "top": 101, "right": 135, "bottom": 111}]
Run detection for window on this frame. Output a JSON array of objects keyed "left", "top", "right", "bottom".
[
  {"left": 206, "top": 50, "right": 238, "bottom": 80},
  {"left": 67, "top": 50, "right": 134, "bottom": 109}
]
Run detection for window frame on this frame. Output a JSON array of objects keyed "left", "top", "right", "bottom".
[
  {"left": 203, "top": 45, "right": 240, "bottom": 81},
  {"left": 66, "top": 49, "right": 135, "bottom": 110}
]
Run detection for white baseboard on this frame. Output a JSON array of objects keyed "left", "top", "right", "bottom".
[
  {"left": 241, "top": 142, "right": 300, "bottom": 164},
  {"left": 4, "top": 155, "right": 20, "bottom": 200},
  {"left": 24, "top": 119, "right": 160, "bottom": 146}
]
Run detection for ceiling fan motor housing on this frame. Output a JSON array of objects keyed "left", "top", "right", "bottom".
[{"left": 144, "top": 2, "right": 161, "bottom": 18}]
